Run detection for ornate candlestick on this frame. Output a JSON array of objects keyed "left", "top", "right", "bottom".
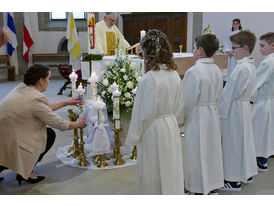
[
  {"left": 78, "top": 126, "right": 89, "bottom": 167},
  {"left": 179, "top": 45, "right": 183, "bottom": 53},
  {"left": 113, "top": 128, "right": 124, "bottom": 165},
  {"left": 67, "top": 109, "right": 80, "bottom": 159}
]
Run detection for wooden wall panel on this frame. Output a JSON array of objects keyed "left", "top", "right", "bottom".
[{"left": 122, "top": 12, "right": 188, "bottom": 52}]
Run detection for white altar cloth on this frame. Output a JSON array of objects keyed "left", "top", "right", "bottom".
[{"left": 80, "top": 53, "right": 196, "bottom": 80}]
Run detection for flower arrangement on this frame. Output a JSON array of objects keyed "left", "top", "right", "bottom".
[{"left": 97, "top": 39, "right": 143, "bottom": 119}]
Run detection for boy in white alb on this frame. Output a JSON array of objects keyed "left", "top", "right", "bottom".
[
  {"left": 251, "top": 32, "right": 274, "bottom": 172},
  {"left": 218, "top": 30, "right": 258, "bottom": 191},
  {"left": 176, "top": 34, "right": 224, "bottom": 195}
]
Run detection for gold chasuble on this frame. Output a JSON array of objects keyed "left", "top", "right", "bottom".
[{"left": 106, "top": 31, "right": 116, "bottom": 55}]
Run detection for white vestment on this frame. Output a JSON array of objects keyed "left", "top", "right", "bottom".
[
  {"left": 125, "top": 65, "right": 184, "bottom": 195},
  {"left": 95, "top": 20, "right": 130, "bottom": 54},
  {"left": 218, "top": 56, "right": 258, "bottom": 183},
  {"left": 252, "top": 53, "right": 274, "bottom": 157},
  {"left": 176, "top": 58, "right": 224, "bottom": 194},
  {"left": 224, "top": 30, "right": 240, "bottom": 81}
]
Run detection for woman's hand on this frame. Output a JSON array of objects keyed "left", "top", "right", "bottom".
[
  {"left": 76, "top": 117, "right": 86, "bottom": 128},
  {"left": 64, "top": 98, "right": 81, "bottom": 107}
]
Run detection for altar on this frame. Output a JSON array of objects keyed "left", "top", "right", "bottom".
[
  {"left": 80, "top": 53, "right": 228, "bottom": 80},
  {"left": 58, "top": 51, "right": 228, "bottom": 170}
]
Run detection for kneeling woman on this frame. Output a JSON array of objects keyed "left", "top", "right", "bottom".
[{"left": 0, "top": 64, "right": 86, "bottom": 185}]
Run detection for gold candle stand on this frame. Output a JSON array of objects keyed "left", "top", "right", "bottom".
[
  {"left": 67, "top": 109, "right": 80, "bottom": 159},
  {"left": 113, "top": 128, "right": 124, "bottom": 165},
  {"left": 94, "top": 154, "right": 108, "bottom": 168},
  {"left": 130, "top": 145, "right": 137, "bottom": 160},
  {"left": 78, "top": 127, "right": 89, "bottom": 167},
  {"left": 179, "top": 45, "right": 183, "bottom": 53}
]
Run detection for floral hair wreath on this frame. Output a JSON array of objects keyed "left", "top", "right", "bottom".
[{"left": 146, "top": 34, "right": 161, "bottom": 53}]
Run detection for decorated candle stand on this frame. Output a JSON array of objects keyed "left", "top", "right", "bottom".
[
  {"left": 88, "top": 72, "right": 112, "bottom": 168},
  {"left": 111, "top": 83, "right": 125, "bottom": 165},
  {"left": 90, "top": 99, "right": 111, "bottom": 168},
  {"left": 75, "top": 83, "right": 89, "bottom": 167},
  {"left": 67, "top": 109, "right": 80, "bottom": 159},
  {"left": 67, "top": 70, "right": 79, "bottom": 154}
]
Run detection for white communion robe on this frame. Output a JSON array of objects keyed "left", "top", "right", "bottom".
[
  {"left": 224, "top": 30, "right": 240, "bottom": 81},
  {"left": 95, "top": 20, "right": 130, "bottom": 54},
  {"left": 252, "top": 53, "right": 274, "bottom": 158},
  {"left": 175, "top": 58, "right": 224, "bottom": 194},
  {"left": 218, "top": 56, "right": 258, "bottom": 183},
  {"left": 125, "top": 65, "right": 184, "bottom": 195}
]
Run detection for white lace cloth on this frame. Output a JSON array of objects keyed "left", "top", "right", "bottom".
[
  {"left": 56, "top": 142, "right": 136, "bottom": 170},
  {"left": 56, "top": 99, "right": 136, "bottom": 170}
]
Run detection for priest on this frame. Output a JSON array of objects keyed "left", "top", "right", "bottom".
[{"left": 95, "top": 12, "right": 130, "bottom": 55}]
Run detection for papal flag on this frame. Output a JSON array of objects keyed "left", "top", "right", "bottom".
[
  {"left": 6, "top": 12, "right": 18, "bottom": 56},
  {"left": 66, "top": 12, "right": 82, "bottom": 64}
]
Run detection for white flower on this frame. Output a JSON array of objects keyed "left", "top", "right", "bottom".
[
  {"left": 125, "top": 92, "right": 132, "bottom": 99},
  {"left": 125, "top": 101, "right": 131, "bottom": 107},
  {"left": 104, "top": 61, "right": 112, "bottom": 68},
  {"left": 107, "top": 87, "right": 113, "bottom": 93},
  {"left": 137, "top": 76, "right": 142, "bottom": 83},
  {"left": 103, "top": 79, "right": 109, "bottom": 86},
  {"left": 123, "top": 75, "right": 128, "bottom": 80},
  {"left": 128, "top": 58, "right": 132, "bottom": 63},
  {"left": 101, "top": 91, "right": 106, "bottom": 97},
  {"left": 129, "top": 62, "right": 136, "bottom": 70},
  {"left": 133, "top": 72, "right": 139, "bottom": 78},
  {"left": 126, "top": 81, "right": 133, "bottom": 89},
  {"left": 101, "top": 71, "right": 105, "bottom": 75},
  {"left": 120, "top": 68, "right": 126, "bottom": 73},
  {"left": 132, "top": 87, "right": 137, "bottom": 95}
]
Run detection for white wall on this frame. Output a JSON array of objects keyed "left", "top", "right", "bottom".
[
  {"left": 28, "top": 12, "right": 88, "bottom": 55},
  {"left": 203, "top": 12, "right": 274, "bottom": 66}
]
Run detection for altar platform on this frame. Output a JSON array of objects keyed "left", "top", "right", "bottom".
[{"left": 81, "top": 53, "right": 228, "bottom": 80}]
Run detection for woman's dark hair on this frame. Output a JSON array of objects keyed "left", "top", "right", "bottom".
[
  {"left": 140, "top": 29, "right": 177, "bottom": 73},
  {"left": 232, "top": 18, "right": 242, "bottom": 31},
  {"left": 23, "top": 64, "right": 50, "bottom": 85}
]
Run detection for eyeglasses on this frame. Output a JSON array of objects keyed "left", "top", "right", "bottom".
[{"left": 232, "top": 45, "right": 243, "bottom": 51}]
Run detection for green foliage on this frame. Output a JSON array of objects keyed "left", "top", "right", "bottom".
[{"left": 82, "top": 53, "right": 103, "bottom": 61}]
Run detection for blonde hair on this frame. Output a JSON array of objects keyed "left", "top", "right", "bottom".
[{"left": 140, "top": 29, "right": 177, "bottom": 73}]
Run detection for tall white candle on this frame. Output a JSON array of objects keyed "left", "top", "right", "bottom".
[
  {"left": 87, "top": 81, "right": 91, "bottom": 99},
  {"left": 140, "top": 30, "right": 146, "bottom": 39},
  {"left": 69, "top": 69, "right": 78, "bottom": 98},
  {"left": 90, "top": 72, "right": 98, "bottom": 101},
  {"left": 75, "top": 82, "right": 85, "bottom": 117},
  {"left": 113, "top": 88, "right": 121, "bottom": 129}
]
